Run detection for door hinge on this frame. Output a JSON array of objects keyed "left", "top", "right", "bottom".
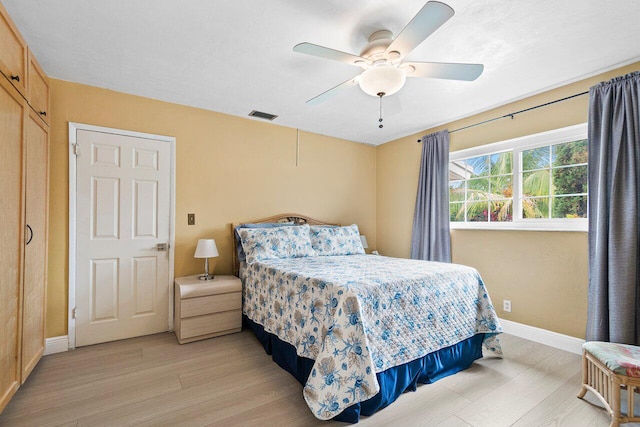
[
  {"left": 73, "top": 144, "right": 79, "bottom": 156},
  {"left": 72, "top": 307, "right": 77, "bottom": 319}
]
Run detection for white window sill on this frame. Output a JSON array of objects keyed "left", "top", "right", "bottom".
[{"left": 450, "top": 220, "right": 587, "bottom": 232}]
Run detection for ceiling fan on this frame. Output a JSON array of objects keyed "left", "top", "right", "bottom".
[{"left": 293, "top": 1, "right": 483, "bottom": 107}]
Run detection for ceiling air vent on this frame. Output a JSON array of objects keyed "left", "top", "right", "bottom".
[{"left": 248, "top": 110, "right": 278, "bottom": 121}]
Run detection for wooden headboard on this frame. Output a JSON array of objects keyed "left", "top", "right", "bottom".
[{"left": 231, "top": 213, "right": 339, "bottom": 276}]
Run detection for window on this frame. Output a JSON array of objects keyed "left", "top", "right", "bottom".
[{"left": 449, "top": 123, "right": 588, "bottom": 231}]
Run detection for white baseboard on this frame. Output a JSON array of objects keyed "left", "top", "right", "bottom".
[
  {"left": 42, "top": 324, "right": 581, "bottom": 356},
  {"left": 499, "top": 319, "right": 584, "bottom": 355},
  {"left": 44, "top": 336, "right": 69, "bottom": 355}
]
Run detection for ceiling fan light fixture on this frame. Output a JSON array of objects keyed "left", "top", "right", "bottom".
[{"left": 358, "top": 63, "right": 406, "bottom": 97}]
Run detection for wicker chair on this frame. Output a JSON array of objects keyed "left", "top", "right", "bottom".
[{"left": 578, "top": 341, "right": 640, "bottom": 427}]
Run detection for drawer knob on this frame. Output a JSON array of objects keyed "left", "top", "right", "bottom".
[
  {"left": 10, "top": 75, "right": 20, "bottom": 82},
  {"left": 39, "top": 111, "right": 47, "bottom": 116}
]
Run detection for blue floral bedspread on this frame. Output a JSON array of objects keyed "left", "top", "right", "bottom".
[{"left": 240, "top": 254, "right": 502, "bottom": 420}]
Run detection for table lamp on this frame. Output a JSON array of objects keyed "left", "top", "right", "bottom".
[{"left": 194, "top": 238, "right": 219, "bottom": 280}]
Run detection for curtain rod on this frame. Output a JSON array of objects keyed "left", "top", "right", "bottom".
[{"left": 417, "top": 90, "right": 589, "bottom": 142}]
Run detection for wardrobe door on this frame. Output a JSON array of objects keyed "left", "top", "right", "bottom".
[
  {"left": 0, "top": 75, "right": 25, "bottom": 412},
  {"left": 27, "top": 51, "right": 49, "bottom": 125},
  {"left": 0, "top": 1, "right": 28, "bottom": 97},
  {"left": 21, "top": 110, "right": 48, "bottom": 383}
]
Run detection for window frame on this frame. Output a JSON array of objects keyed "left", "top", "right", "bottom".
[{"left": 449, "top": 123, "right": 588, "bottom": 232}]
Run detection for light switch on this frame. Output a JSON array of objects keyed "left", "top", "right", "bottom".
[{"left": 188, "top": 213, "right": 195, "bottom": 225}]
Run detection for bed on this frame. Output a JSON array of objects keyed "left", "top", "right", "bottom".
[{"left": 232, "top": 213, "right": 502, "bottom": 423}]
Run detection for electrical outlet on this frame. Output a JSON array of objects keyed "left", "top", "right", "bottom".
[
  {"left": 503, "top": 299, "right": 512, "bottom": 313},
  {"left": 187, "top": 213, "right": 195, "bottom": 225}
]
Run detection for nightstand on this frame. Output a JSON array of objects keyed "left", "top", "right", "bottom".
[{"left": 174, "top": 275, "right": 242, "bottom": 344}]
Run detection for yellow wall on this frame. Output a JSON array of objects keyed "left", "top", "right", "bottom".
[
  {"left": 47, "top": 79, "right": 377, "bottom": 337},
  {"left": 48, "top": 62, "right": 640, "bottom": 340},
  {"left": 377, "top": 62, "right": 640, "bottom": 339}
]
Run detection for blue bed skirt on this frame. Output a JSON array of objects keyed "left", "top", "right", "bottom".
[{"left": 244, "top": 315, "right": 485, "bottom": 423}]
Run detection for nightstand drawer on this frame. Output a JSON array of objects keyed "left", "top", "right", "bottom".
[
  {"left": 180, "top": 310, "right": 241, "bottom": 339},
  {"left": 181, "top": 292, "right": 241, "bottom": 318}
]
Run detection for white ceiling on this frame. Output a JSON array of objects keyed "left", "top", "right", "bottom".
[{"left": 4, "top": 0, "right": 640, "bottom": 145}]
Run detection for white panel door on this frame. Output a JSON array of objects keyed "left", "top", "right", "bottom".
[{"left": 75, "top": 129, "right": 171, "bottom": 347}]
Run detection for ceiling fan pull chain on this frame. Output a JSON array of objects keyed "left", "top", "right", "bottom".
[{"left": 378, "top": 92, "right": 384, "bottom": 129}]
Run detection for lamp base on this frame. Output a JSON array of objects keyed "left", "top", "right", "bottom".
[{"left": 198, "top": 257, "right": 215, "bottom": 281}]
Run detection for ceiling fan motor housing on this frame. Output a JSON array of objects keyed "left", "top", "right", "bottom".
[{"left": 359, "top": 30, "right": 396, "bottom": 60}]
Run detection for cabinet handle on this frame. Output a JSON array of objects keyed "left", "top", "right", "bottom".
[
  {"left": 26, "top": 224, "right": 33, "bottom": 245},
  {"left": 39, "top": 111, "right": 47, "bottom": 116},
  {"left": 10, "top": 75, "right": 20, "bottom": 82}
]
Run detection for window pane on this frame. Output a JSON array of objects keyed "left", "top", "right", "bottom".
[
  {"left": 490, "top": 152, "right": 512, "bottom": 175},
  {"left": 449, "top": 160, "right": 470, "bottom": 180},
  {"left": 490, "top": 175, "right": 512, "bottom": 198},
  {"left": 523, "top": 197, "right": 549, "bottom": 218},
  {"left": 522, "top": 146, "right": 550, "bottom": 171},
  {"left": 552, "top": 165, "right": 587, "bottom": 195},
  {"left": 468, "top": 177, "right": 489, "bottom": 193},
  {"left": 467, "top": 155, "right": 490, "bottom": 177},
  {"left": 552, "top": 195, "right": 587, "bottom": 218},
  {"left": 553, "top": 140, "right": 588, "bottom": 167},
  {"left": 449, "top": 180, "right": 465, "bottom": 202},
  {"left": 467, "top": 201, "right": 488, "bottom": 222},
  {"left": 450, "top": 202, "right": 465, "bottom": 222},
  {"left": 522, "top": 170, "right": 550, "bottom": 197},
  {"left": 490, "top": 200, "right": 512, "bottom": 222}
]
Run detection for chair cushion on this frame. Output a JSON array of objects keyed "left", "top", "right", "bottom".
[{"left": 584, "top": 341, "right": 640, "bottom": 378}]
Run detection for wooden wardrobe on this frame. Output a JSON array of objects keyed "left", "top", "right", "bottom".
[{"left": 0, "top": 0, "right": 50, "bottom": 412}]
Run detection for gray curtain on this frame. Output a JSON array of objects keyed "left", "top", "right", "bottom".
[
  {"left": 411, "top": 130, "right": 451, "bottom": 262},
  {"left": 587, "top": 71, "right": 640, "bottom": 344}
]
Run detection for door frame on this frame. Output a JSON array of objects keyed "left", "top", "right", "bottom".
[{"left": 68, "top": 122, "right": 176, "bottom": 349}]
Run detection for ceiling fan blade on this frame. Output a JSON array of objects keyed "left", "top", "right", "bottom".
[
  {"left": 386, "top": 1, "right": 454, "bottom": 58},
  {"left": 294, "top": 43, "right": 369, "bottom": 67},
  {"left": 306, "top": 76, "right": 359, "bottom": 105},
  {"left": 403, "top": 61, "right": 484, "bottom": 81}
]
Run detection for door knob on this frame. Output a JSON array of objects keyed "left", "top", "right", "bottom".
[{"left": 156, "top": 243, "right": 168, "bottom": 251}]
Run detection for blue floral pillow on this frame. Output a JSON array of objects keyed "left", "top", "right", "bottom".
[
  {"left": 239, "top": 223, "right": 316, "bottom": 263},
  {"left": 309, "top": 224, "right": 365, "bottom": 256},
  {"left": 234, "top": 222, "right": 294, "bottom": 262}
]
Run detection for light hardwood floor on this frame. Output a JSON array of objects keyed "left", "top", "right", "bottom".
[{"left": 0, "top": 331, "right": 633, "bottom": 426}]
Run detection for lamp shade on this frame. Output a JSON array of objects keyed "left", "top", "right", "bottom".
[
  {"left": 358, "top": 63, "right": 406, "bottom": 97},
  {"left": 360, "top": 235, "right": 369, "bottom": 249},
  {"left": 194, "top": 239, "right": 219, "bottom": 258}
]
